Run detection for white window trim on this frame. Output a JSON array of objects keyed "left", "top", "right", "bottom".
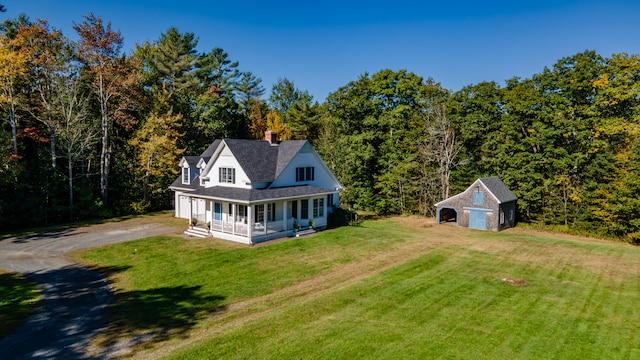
[
  {"left": 313, "top": 198, "right": 324, "bottom": 218},
  {"left": 219, "top": 167, "right": 236, "bottom": 184},
  {"left": 296, "top": 166, "right": 315, "bottom": 182},
  {"left": 182, "top": 167, "right": 190, "bottom": 184}
]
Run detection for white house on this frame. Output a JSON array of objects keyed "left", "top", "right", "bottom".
[{"left": 170, "top": 131, "right": 343, "bottom": 244}]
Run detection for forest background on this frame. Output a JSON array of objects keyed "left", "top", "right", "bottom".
[{"left": 1, "top": 12, "right": 639, "bottom": 243}]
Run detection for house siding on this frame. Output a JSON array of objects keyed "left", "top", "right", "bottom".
[
  {"left": 209, "top": 147, "right": 251, "bottom": 189},
  {"left": 269, "top": 144, "right": 338, "bottom": 190}
]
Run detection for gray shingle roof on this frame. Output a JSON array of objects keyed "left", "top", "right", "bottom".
[
  {"left": 200, "top": 139, "right": 221, "bottom": 158},
  {"left": 185, "top": 185, "right": 335, "bottom": 203},
  {"left": 274, "top": 141, "right": 307, "bottom": 179},
  {"left": 172, "top": 138, "right": 311, "bottom": 190},
  {"left": 479, "top": 176, "right": 517, "bottom": 203},
  {"left": 182, "top": 156, "right": 201, "bottom": 166},
  {"left": 223, "top": 139, "right": 307, "bottom": 183},
  {"left": 169, "top": 174, "right": 201, "bottom": 191},
  {"left": 224, "top": 139, "right": 278, "bottom": 182}
]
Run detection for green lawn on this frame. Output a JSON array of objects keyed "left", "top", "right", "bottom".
[
  {"left": 0, "top": 271, "right": 42, "bottom": 338},
  {"left": 75, "top": 217, "right": 640, "bottom": 359}
]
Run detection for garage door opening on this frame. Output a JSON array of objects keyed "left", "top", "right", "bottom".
[{"left": 438, "top": 207, "right": 457, "bottom": 224}]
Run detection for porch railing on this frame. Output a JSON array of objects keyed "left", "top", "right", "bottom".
[
  {"left": 208, "top": 217, "right": 315, "bottom": 238},
  {"left": 212, "top": 220, "right": 249, "bottom": 237}
]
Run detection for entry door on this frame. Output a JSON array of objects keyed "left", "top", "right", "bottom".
[
  {"left": 469, "top": 210, "right": 487, "bottom": 230},
  {"left": 214, "top": 202, "right": 222, "bottom": 221}
]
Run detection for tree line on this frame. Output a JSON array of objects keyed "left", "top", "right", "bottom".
[{"left": 1, "top": 13, "right": 639, "bottom": 243}]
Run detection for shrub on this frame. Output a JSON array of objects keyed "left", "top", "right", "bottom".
[
  {"left": 130, "top": 200, "right": 151, "bottom": 215},
  {"left": 327, "top": 207, "right": 360, "bottom": 228}
]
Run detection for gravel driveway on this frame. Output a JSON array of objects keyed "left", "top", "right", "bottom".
[{"left": 0, "top": 219, "right": 182, "bottom": 359}]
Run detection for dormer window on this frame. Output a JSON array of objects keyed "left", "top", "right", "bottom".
[
  {"left": 219, "top": 167, "right": 235, "bottom": 184},
  {"left": 296, "top": 166, "right": 314, "bottom": 182},
  {"left": 182, "top": 167, "right": 189, "bottom": 184}
]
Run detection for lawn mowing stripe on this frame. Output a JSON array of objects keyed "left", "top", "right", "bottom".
[
  {"left": 136, "top": 235, "right": 444, "bottom": 359},
  {"left": 76, "top": 218, "right": 640, "bottom": 359}
]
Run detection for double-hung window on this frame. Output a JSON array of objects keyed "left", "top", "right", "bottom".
[
  {"left": 182, "top": 167, "right": 189, "bottom": 184},
  {"left": 267, "top": 203, "right": 276, "bottom": 222},
  {"left": 255, "top": 204, "right": 264, "bottom": 223},
  {"left": 219, "top": 167, "right": 235, "bottom": 184},
  {"left": 255, "top": 203, "right": 276, "bottom": 223},
  {"left": 237, "top": 205, "right": 247, "bottom": 224},
  {"left": 313, "top": 198, "right": 324, "bottom": 218},
  {"left": 296, "top": 167, "right": 314, "bottom": 182}
]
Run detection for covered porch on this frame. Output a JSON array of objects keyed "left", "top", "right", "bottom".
[{"left": 186, "top": 195, "right": 329, "bottom": 244}]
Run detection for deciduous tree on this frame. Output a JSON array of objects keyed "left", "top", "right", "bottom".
[
  {"left": 73, "top": 13, "right": 138, "bottom": 206},
  {"left": 0, "top": 35, "right": 27, "bottom": 154}
]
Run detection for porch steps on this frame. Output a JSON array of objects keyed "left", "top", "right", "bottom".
[
  {"left": 295, "top": 228, "right": 317, "bottom": 237},
  {"left": 184, "top": 227, "right": 210, "bottom": 238}
]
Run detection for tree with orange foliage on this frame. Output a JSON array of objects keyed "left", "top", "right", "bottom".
[
  {"left": 13, "top": 19, "right": 67, "bottom": 168},
  {"left": 0, "top": 35, "right": 27, "bottom": 155},
  {"left": 265, "top": 110, "right": 292, "bottom": 140},
  {"left": 73, "top": 13, "right": 140, "bottom": 206}
]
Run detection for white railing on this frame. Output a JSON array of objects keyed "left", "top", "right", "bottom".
[
  {"left": 209, "top": 218, "right": 311, "bottom": 238},
  {"left": 212, "top": 220, "right": 249, "bottom": 237}
]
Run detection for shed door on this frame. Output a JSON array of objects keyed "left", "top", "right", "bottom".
[{"left": 469, "top": 210, "right": 487, "bottom": 230}]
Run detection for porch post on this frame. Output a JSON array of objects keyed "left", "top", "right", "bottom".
[
  {"left": 264, "top": 203, "right": 268, "bottom": 236},
  {"left": 283, "top": 200, "right": 288, "bottom": 230},
  {"left": 232, "top": 203, "right": 236, "bottom": 235},
  {"left": 189, "top": 196, "right": 193, "bottom": 226},
  {"left": 248, "top": 205, "right": 253, "bottom": 241}
]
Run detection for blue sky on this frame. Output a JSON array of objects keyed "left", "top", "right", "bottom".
[{"left": 4, "top": 1, "right": 640, "bottom": 101}]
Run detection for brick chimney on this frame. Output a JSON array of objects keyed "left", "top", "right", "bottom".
[{"left": 265, "top": 130, "right": 277, "bottom": 144}]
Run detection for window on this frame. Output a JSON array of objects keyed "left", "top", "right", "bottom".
[
  {"left": 237, "top": 205, "right": 247, "bottom": 224},
  {"left": 509, "top": 210, "right": 514, "bottom": 222},
  {"left": 313, "top": 198, "right": 324, "bottom": 218},
  {"left": 255, "top": 204, "right": 264, "bottom": 223},
  {"left": 219, "top": 167, "right": 235, "bottom": 184},
  {"left": 473, "top": 191, "right": 484, "bottom": 205},
  {"left": 301, "top": 199, "right": 309, "bottom": 219},
  {"left": 182, "top": 167, "right": 189, "bottom": 184},
  {"left": 500, "top": 211, "right": 505, "bottom": 225},
  {"left": 296, "top": 167, "right": 315, "bottom": 182},
  {"left": 327, "top": 194, "right": 334, "bottom": 208},
  {"left": 267, "top": 203, "right": 276, "bottom": 222}
]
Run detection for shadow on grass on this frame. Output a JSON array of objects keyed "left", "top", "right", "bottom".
[
  {"left": 0, "top": 272, "right": 41, "bottom": 339},
  {"left": 0, "top": 264, "right": 225, "bottom": 358},
  {"left": 101, "top": 285, "right": 226, "bottom": 348},
  {"left": 91, "top": 264, "right": 226, "bottom": 352},
  {"left": 0, "top": 265, "right": 127, "bottom": 358}
]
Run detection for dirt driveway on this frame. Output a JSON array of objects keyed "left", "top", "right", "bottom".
[{"left": 0, "top": 216, "right": 183, "bottom": 359}]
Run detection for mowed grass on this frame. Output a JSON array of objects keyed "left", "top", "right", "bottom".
[
  {"left": 0, "top": 271, "right": 42, "bottom": 338},
  {"left": 76, "top": 217, "right": 640, "bottom": 359}
]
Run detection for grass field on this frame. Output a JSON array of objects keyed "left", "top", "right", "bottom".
[
  {"left": 0, "top": 271, "right": 42, "bottom": 338},
  {"left": 75, "top": 217, "right": 640, "bottom": 359}
]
